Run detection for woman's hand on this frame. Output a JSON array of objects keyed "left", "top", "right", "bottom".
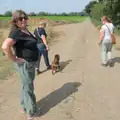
[
  {"left": 98, "top": 41, "right": 102, "bottom": 45},
  {"left": 15, "top": 57, "right": 25, "bottom": 63},
  {"left": 46, "top": 45, "right": 49, "bottom": 50}
]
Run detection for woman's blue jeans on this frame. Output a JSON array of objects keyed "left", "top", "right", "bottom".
[{"left": 36, "top": 43, "right": 50, "bottom": 70}]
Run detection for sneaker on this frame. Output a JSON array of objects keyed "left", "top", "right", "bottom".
[
  {"left": 27, "top": 108, "right": 41, "bottom": 120},
  {"left": 47, "top": 65, "right": 51, "bottom": 70},
  {"left": 101, "top": 63, "right": 108, "bottom": 67},
  {"left": 21, "top": 108, "right": 26, "bottom": 114},
  {"left": 27, "top": 114, "right": 34, "bottom": 120},
  {"left": 108, "top": 60, "right": 113, "bottom": 67},
  {"left": 36, "top": 69, "right": 41, "bottom": 75}
]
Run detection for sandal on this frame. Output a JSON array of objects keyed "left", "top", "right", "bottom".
[
  {"left": 27, "top": 114, "right": 34, "bottom": 120},
  {"left": 20, "top": 108, "right": 26, "bottom": 114}
]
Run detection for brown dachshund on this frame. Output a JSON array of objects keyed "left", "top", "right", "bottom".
[{"left": 51, "top": 54, "right": 60, "bottom": 75}]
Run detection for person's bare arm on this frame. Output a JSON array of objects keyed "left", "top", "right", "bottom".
[
  {"left": 2, "top": 38, "right": 25, "bottom": 63},
  {"left": 98, "top": 30, "right": 105, "bottom": 45},
  {"left": 41, "top": 35, "right": 49, "bottom": 50}
]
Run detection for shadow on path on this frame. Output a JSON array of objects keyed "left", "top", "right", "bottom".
[
  {"left": 110, "top": 57, "right": 120, "bottom": 67},
  {"left": 59, "top": 60, "right": 72, "bottom": 72},
  {"left": 113, "top": 57, "right": 120, "bottom": 63},
  {"left": 36, "top": 82, "right": 81, "bottom": 116}
]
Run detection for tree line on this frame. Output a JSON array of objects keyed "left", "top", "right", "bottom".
[
  {"left": 0, "top": 11, "right": 87, "bottom": 17},
  {"left": 84, "top": 0, "right": 120, "bottom": 28}
]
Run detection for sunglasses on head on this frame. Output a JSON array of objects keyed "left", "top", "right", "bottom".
[{"left": 18, "top": 16, "right": 28, "bottom": 21}]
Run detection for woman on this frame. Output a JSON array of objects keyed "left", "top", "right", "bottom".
[
  {"left": 2, "top": 10, "right": 39, "bottom": 119},
  {"left": 98, "top": 16, "right": 115, "bottom": 67},
  {"left": 34, "top": 20, "right": 51, "bottom": 74}
]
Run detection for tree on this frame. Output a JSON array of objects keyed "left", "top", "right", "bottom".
[
  {"left": 85, "top": 1, "right": 97, "bottom": 15},
  {"left": 89, "top": 0, "right": 120, "bottom": 26},
  {"left": 4, "top": 11, "right": 12, "bottom": 16},
  {"left": 103, "top": 0, "right": 120, "bottom": 25},
  {"left": 90, "top": 3, "right": 105, "bottom": 20},
  {"left": 60, "top": 12, "right": 68, "bottom": 16},
  {"left": 98, "top": 0, "right": 104, "bottom": 3},
  {"left": 29, "top": 12, "right": 36, "bottom": 16},
  {"left": 38, "top": 12, "right": 48, "bottom": 16}
]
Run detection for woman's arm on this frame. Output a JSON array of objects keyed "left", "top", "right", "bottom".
[
  {"left": 2, "top": 38, "right": 25, "bottom": 62},
  {"left": 41, "top": 35, "right": 49, "bottom": 50},
  {"left": 98, "top": 30, "right": 105, "bottom": 45}
]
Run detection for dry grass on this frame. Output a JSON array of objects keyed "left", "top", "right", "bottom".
[
  {"left": 0, "top": 56, "right": 15, "bottom": 80},
  {"left": 0, "top": 28, "right": 15, "bottom": 80},
  {"left": 28, "top": 18, "right": 58, "bottom": 44},
  {"left": 0, "top": 20, "right": 10, "bottom": 28}
]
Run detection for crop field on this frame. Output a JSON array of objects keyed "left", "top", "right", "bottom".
[
  {"left": 0, "top": 15, "right": 88, "bottom": 20},
  {"left": 31, "top": 15, "right": 88, "bottom": 22}
]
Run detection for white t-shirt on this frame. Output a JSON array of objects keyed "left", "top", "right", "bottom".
[{"left": 100, "top": 23, "right": 115, "bottom": 42}]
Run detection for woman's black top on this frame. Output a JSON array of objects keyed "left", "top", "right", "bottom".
[{"left": 8, "top": 29, "right": 39, "bottom": 62}]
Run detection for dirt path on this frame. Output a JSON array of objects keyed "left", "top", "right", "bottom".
[{"left": 1, "top": 20, "right": 120, "bottom": 120}]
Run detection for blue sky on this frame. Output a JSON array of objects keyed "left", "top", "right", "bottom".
[{"left": 0, "top": 0, "right": 91, "bottom": 14}]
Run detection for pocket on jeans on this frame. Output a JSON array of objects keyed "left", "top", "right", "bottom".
[
  {"left": 38, "top": 43, "right": 46, "bottom": 51},
  {"left": 26, "top": 62, "right": 35, "bottom": 72},
  {"left": 15, "top": 62, "right": 25, "bottom": 72}
]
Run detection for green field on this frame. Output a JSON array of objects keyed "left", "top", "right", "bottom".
[
  {"left": 31, "top": 16, "right": 88, "bottom": 22},
  {"left": 0, "top": 15, "right": 88, "bottom": 22},
  {"left": 0, "top": 16, "right": 11, "bottom": 20}
]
